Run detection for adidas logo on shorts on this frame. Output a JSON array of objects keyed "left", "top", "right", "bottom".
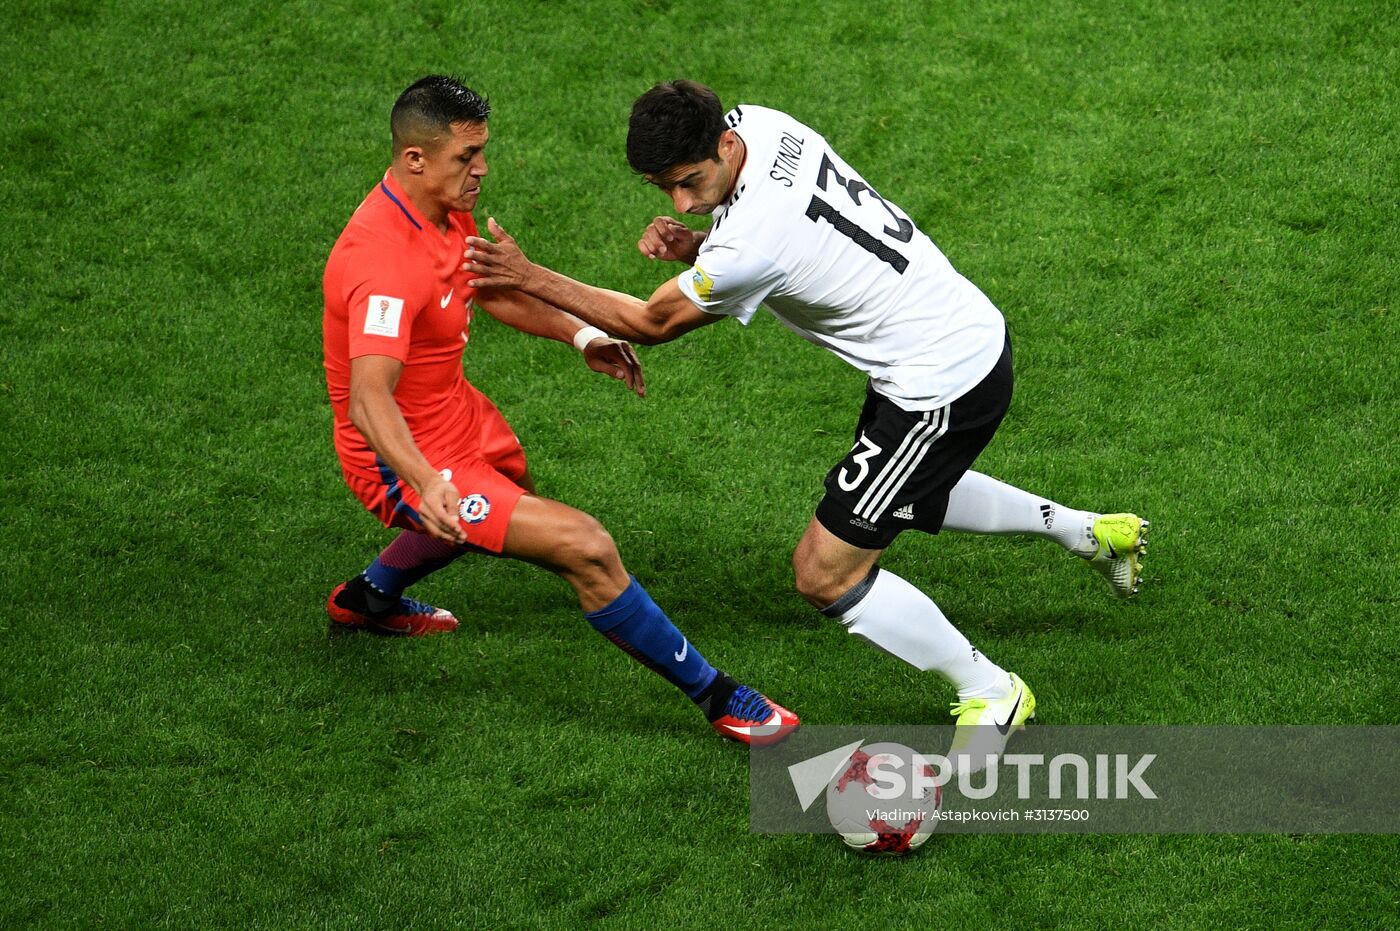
[{"left": 892, "top": 504, "right": 915, "bottom": 521}]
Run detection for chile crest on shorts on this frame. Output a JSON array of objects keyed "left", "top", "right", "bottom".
[{"left": 458, "top": 494, "right": 491, "bottom": 523}]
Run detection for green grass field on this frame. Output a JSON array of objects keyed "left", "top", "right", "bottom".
[{"left": 3, "top": 0, "right": 1398, "bottom": 926}]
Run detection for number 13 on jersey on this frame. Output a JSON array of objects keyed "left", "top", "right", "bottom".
[{"left": 805, "top": 151, "right": 913, "bottom": 273}]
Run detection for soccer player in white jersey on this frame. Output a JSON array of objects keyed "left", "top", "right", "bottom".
[{"left": 464, "top": 80, "right": 1149, "bottom": 765}]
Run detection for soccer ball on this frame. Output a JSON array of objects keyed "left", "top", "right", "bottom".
[{"left": 825, "top": 742, "right": 942, "bottom": 854}]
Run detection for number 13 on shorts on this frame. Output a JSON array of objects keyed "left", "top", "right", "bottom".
[{"left": 837, "top": 434, "right": 883, "bottom": 491}]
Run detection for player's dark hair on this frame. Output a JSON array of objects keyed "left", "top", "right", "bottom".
[
  {"left": 626, "top": 80, "right": 726, "bottom": 176},
  {"left": 391, "top": 75, "right": 490, "bottom": 153}
]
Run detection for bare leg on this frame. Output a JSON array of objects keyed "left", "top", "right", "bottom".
[{"left": 502, "top": 494, "right": 629, "bottom": 612}]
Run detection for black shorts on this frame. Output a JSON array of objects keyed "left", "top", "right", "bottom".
[{"left": 815, "top": 336, "right": 1012, "bottom": 550}]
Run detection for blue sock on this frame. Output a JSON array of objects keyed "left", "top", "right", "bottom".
[{"left": 585, "top": 577, "right": 719, "bottom": 699}]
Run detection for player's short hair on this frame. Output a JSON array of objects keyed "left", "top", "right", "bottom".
[
  {"left": 626, "top": 80, "right": 726, "bottom": 176},
  {"left": 391, "top": 75, "right": 491, "bottom": 154}
]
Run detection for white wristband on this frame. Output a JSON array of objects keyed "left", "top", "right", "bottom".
[{"left": 572, "top": 326, "right": 609, "bottom": 352}]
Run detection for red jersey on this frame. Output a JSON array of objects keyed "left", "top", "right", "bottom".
[{"left": 323, "top": 171, "right": 484, "bottom": 483}]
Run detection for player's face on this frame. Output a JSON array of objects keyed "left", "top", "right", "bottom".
[
  {"left": 648, "top": 130, "right": 743, "bottom": 215},
  {"left": 421, "top": 120, "right": 490, "bottom": 214}
]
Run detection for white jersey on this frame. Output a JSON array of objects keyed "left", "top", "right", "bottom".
[{"left": 677, "top": 105, "right": 1006, "bottom": 411}]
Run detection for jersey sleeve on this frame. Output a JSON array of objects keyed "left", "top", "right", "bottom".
[
  {"left": 341, "top": 244, "right": 430, "bottom": 362},
  {"left": 677, "top": 238, "right": 782, "bottom": 325}
]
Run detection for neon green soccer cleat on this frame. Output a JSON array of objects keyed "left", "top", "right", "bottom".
[
  {"left": 1085, "top": 513, "right": 1150, "bottom": 598},
  {"left": 947, "top": 673, "right": 1036, "bottom": 772}
]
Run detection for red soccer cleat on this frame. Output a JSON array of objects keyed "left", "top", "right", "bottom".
[
  {"left": 710, "top": 684, "right": 800, "bottom": 747},
  {"left": 327, "top": 582, "right": 459, "bottom": 637}
]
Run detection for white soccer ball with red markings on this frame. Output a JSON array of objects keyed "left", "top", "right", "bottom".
[{"left": 825, "top": 742, "right": 942, "bottom": 854}]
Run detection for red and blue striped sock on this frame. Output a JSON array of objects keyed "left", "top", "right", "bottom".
[{"left": 362, "top": 531, "right": 467, "bottom": 603}]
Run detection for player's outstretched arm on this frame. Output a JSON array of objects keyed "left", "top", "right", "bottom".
[
  {"left": 638, "top": 216, "right": 706, "bottom": 264},
  {"left": 475, "top": 288, "right": 645, "bottom": 397},
  {"left": 578, "top": 337, "right": 646, "bottom": 397},
  {"left": 348, "top": 355, "right": 467, "bottom": 545},
  {"left": 464, "top": 218, "right": 720, "bottom": 346}
]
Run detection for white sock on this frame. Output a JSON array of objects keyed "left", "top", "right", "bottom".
[
  {"left": 822, "top": 568, "right": 1011, "bottom": 700},
  {"left": 942, "top": 471, "right": 1097, "bottom": 555}
]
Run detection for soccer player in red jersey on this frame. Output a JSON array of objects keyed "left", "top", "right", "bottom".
[{"left": 321, "top": 76, "right": 796, "bottom": 746}]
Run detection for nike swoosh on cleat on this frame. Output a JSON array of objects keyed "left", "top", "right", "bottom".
[
  {"left": 721, "top": 711, "right": 782, "bottom": 736},
  {"left": 995, "top": 693, "right": 1023, "bottom": 735},
  {"left": 674, "top": 640, "right": 688, "bottom": 662}
]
